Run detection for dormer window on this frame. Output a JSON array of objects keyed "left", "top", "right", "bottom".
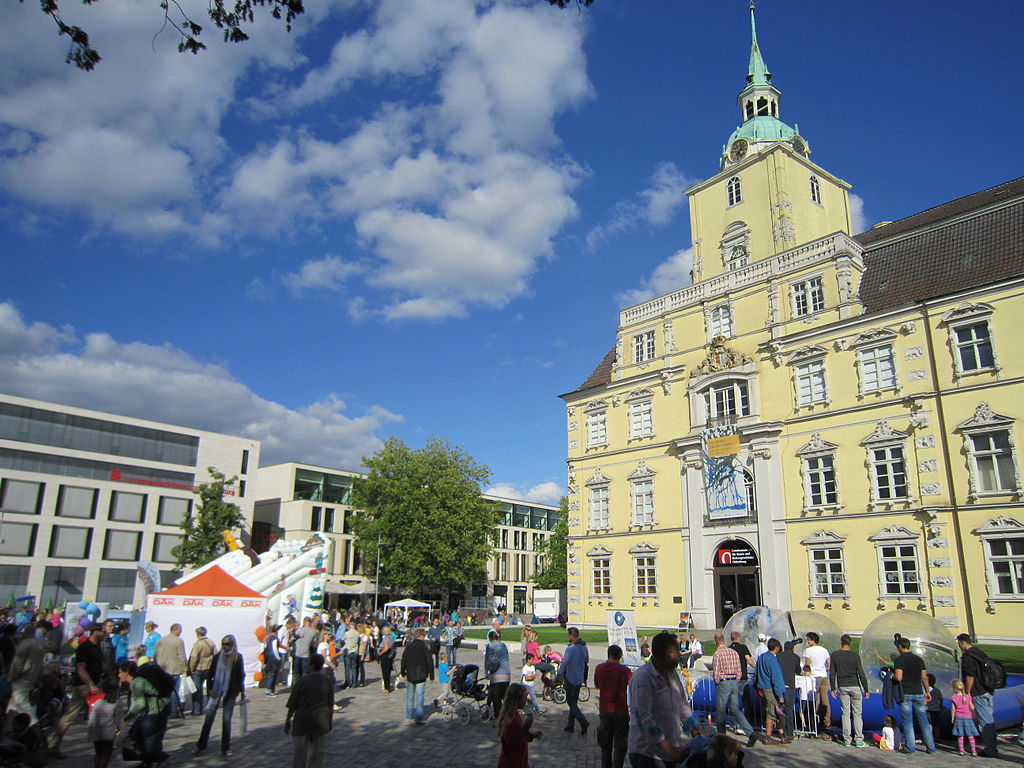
[
  {"left": 727, "top": 176, "right": 742, "bottom": 206},
  {"left": 745, "top": 101, "right": 754, "bottom": 120}
]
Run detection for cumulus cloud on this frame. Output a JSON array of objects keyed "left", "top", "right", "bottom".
[
  {"left": 485, "top": 481, "right": 563, "bottom": 505},
  {"left": 283, "top": 255, "right": 366, "bottom": 294},
  {"left": 849, "top": 193, "right": 869, "bottom": 234},
  {"left": 587, "top": 162, "right": 693, "bottom": 251},
  {"left": 0, "top": 0, "right": 594, "bottom": 321},
  {"left": 0, "top": 302, "right": 401, "bottom": 469},
  {"left": 617, "top": 247, "right": 695, "bottom": 307}
]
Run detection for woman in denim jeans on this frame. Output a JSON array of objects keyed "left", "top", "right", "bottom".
[{"left": 194, "top": 635, "right": 246, "bottom": 757}]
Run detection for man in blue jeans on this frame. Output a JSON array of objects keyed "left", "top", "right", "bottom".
[
  {"left": 893, "top": 637, "right": 936, "bottom": 754},
  {"left": 561, "top": 627, "right": 590, "bottom": 735},
  {"left": 711, "top": 633, "right": 755, "bottom": 737},
  {"left": 399, "top": 628, "right": 433, "bottom": 725},
  {"left": 957, "top": 633, "right": 998, "bottom": 758}
]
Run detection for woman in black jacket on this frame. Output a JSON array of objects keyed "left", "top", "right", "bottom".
[{"left": 194, "top": 634, "right": 245, "bottom": 757}]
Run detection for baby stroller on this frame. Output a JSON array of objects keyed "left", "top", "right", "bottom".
[{"left": 440, "top": 664, "right": 491, "bottom": 724}]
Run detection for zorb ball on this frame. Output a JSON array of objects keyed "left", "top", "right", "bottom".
[
  {"left": 859, "top": 611, "right": 959, "bottom": 694},
  {"left": 722, "top": 606, "right": 778, "bottom": 650},
  {"left": 766, "top": 610, "right": 843, "bottom": 653}
]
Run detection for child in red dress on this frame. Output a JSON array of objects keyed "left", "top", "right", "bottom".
[{"left": 496, "top": 683, "right": 543, "bottom": 768}]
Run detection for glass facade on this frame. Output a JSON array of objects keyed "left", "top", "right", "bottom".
[
  {"left": 496, "top": 502, "right": 559, "bottom": 531},
  {"left": 0, "top": 447, "right": 195, "bottom": 487},
  {"left": 0, "top": 522, "right": 36, "bottom": 556},
  {"left": 41, "top": 565, "right": 86, "bottom": 606},
  {"left": 0, "top": 401, "right": 199, "bottom": 465},
  {"left": 96, "top": 568, "right": 136, "bottom": 608},
  {"left": 0, "top": 565, "right": 29, "bottom": 602},
  {"left": 294, "top": 469, "right": 354, "bottom": 504},
  {"left": 57, "top": 485, "right": 97, "bottom": 518},
  {"left": 0, "top": 479, "right": 42, "bottom": 514}
]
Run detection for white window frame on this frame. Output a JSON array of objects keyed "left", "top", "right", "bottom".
[
  {"left": 585, "top": 469, "right": 611, "bottom": 530},
  {"left": 630, "top": 543, "right": 659, "bottom": 597},
  {"left": 858, "top": 344, "right": 897, "bottom": 394},
  {"left": 632, "top": 330, "right": 656, "bottom": 364},
  {"left": 585, "top": 401, "right": 608, "bottom": 449},
  {"left": 861, "top": 421, "right": 912, "bottom": 506},
  {"left": 790, "top": 276, "right": 825, "bottom": 317},
  {"left": 740, "top": 467, "right": 756, "bottom": 519},
  {"left": 703, "top": 380, "right": 750, "bottom": 423},
  {"left": 726, "top": 176, "right": 742, "bottom": 206},
  {"left": 871, "top": 444, "right": 909, "bottom": 501},
  {"left": 794, "top": 358, "right": 828, "bottom": 406},
  {"left": 591, "top": 557, "right": 612, "bottom": 596},
  {"left": 869, "top": 526, "right": 923, "bottom": 606},
  {"left": 709, "top": 304, "right": 733, "bottom": 339},
  {"left": 801, "top": 530, "right": 848, "bottom": 602},
  {"left": 976, "top": 517, "right": 1024, "bottom": 608},
  {"left": 809, "top": 175, "right": 821, "bottom": 205},
  {"left": 956, "top": 403, "right": 1022, "bottom": 501},
  {"left": 943, "top": 303, "right": 998, "bottom": 377},
  {"left": 797, "top": 433, "right": 842, "bottom": 512},
  {"left": 628, "top": 397, "right": 654, "bottom": 439},
  {"left": 630, "top": 479, "right": 654, "bottom": 526}
]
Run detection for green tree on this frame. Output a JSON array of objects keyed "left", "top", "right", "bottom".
[
  {"left": 172, "top": 467, "right": 245, "bottom": 569},
  {"left": 533, "top": 496, "right": 568, "bottom": 589},
  {"left": 351, "top": 437, "right": 497, "bottom": 595}
]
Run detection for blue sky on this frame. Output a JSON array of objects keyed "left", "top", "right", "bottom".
[{"left": 0, "top": 1, "right": 1021, "bottom": 503}]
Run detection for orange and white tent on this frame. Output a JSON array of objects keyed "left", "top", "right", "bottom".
[{"left": 146, "top": 566, "right": 268, "bottom": 686}]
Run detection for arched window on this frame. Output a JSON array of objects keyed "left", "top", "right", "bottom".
[
  {"left": 727, "top": 176, "right": 742, "bottom": 206},
  {"left": 810, "top": 175, "right": 821, "bottom": 205},
  {"left": 710, "top": 305, "right": 733, "bottom": 338},
  {"left": 741, "top": 468, "right": 756, "bottom": 516}
]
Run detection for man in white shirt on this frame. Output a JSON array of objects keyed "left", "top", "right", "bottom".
[
  {"left": 754, "top": 634, "right": 769, "bottom": 660},
  {"left": 802, "top": 632, "right": 831, "bottom": 734},
  {"left": 627, "top": 632, "right": 693, "bottom": 766}
]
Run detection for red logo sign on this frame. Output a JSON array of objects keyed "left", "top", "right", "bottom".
[
  {"left": 212, "top": 599, "right": 232, "bottom": 607},
  {"left": 152, "top": 597, "right": 175, "bottom": 605},
  {"left": 717, "top": 549, "right": 733, "bottom": 565},
  {"left": 240, "top": 600, "right": 262, "bottom": 608},
  {"left": 183, "top": 598, "right": 205, "bottom": 606}
]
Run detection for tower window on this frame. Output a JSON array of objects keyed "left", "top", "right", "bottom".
[
  {"left": 727, "top": 176, "right": 742, "bottom": 206},
  {"left": 756, "top": 97, "right": 770, "bottom": 116},
  {"left": 745, "top": 101, "right": 754, "bottom": 120},
  {"left": 810, "top": 175, "right": 821, "bottom": 205}
]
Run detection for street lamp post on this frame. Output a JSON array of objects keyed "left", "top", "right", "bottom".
[{"left": 373, "top": 534, "right": 381, "bottom": 615}]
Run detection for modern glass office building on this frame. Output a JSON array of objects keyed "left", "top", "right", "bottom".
[{"left": 0, "top": 394, "right": 259, "bottom": 610}]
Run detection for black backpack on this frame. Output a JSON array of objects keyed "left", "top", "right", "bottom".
[
  {"left": 135, "top": 661, "right": 175, "bottom": 698},
  {"left": 967, "top": 648, "right": 1006, "bottom": 692}
]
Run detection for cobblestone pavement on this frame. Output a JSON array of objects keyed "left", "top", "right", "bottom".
[{"left": 57, "top": 646, "right": 1024, "bottom": 767}]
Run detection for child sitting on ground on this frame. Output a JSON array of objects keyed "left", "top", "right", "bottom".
[{"left": 876, "top": 714, "right": 901, "bottom": 751}]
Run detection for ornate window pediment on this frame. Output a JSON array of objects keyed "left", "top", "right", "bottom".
[
  {"left": 861, "top": 420, "right": 909, "bottom": 446},
  {"left": 942, "top": 302, "right": 994, "bottom": 325},
  {"left": 627, "top": 460, "right": 656, "bottom": 480},
  {"left": 796, "top": 433, "right": 839, "bottom": 456},
  {"left": 850, "top": 327, "right": 898, "bottom": 348},
  {"left": 587, "top": 545, "right": 613, "bottom": 557},
  {"left": 692, "top": 337, "right": 753, "bottom": 377},
  {"left": 629, "top": 542, "right": 659, "bottom": 554},
  {"left": 868, "top": 525, "right": 918, "bottom": 542},
  {"left": 788, "top": 345, "right": 828, "bottom": 365},
  {"left": 585, "top": 469, "right": 611, "bottom": 487},
  {"left": 625, "top": 387, "right": 654, "bottom": 402},
  {"left": 800, "top": 530, "right": 846, "bottom": 546},
  {"left": 975, "top": 516, "right": 1024, "bottom": 535},
  {"left": 584, "top": 399, "right": 608, "bottom": 413},
  {"left": 956, "top": 402, "right": 1014, "bottom": 431}
]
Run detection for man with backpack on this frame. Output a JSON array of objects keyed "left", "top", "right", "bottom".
[
  {"left": 50, "top": 624, "right": 105, "bottom": 759},
  {"left": 957, "top": 633, "right": 1003, "bottom": 759}
]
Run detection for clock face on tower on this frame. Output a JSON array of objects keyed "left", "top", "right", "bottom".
[{"left": 728, "top": 139, "right": 748, "bottom": 162}]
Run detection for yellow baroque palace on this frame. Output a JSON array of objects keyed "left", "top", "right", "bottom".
[{"left": 560, "top": 7, "right": 1024, "bottom": 642}]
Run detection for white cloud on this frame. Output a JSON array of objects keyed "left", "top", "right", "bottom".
[
  {"left": 485, "top": 481, "right": 563, "bottom": 505},
  {"left": 587, "top": 162, "right": 693, "bottom": 250},
  {"left": 617, "top": 247, "right": 694, "bottom": 307},
  {"left": 283, "top": 255, "right": 366, "bottom": 294},
  {"left": 0, "top": 302, "right": 401, "bottom": 469},
  {"left": 849, "top": 193, "right": 869, "bottom": 234}
]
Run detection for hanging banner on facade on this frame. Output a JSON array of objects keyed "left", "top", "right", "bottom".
[
  {"left": 606, "top": 609, "right": 642, "bottom": 668},
  {"left": 702, "top": 425, "right": 748, "bottom": 520}
]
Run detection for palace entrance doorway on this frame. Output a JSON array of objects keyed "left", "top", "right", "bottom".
[{"left": 713, "top": 539, "right": 761, "bottom": 626}]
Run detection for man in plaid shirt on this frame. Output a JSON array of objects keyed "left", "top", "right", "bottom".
[{"left": 712, "top": 633, "right": 754, "bottom": 737}]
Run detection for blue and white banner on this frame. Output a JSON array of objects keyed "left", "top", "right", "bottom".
[
  {"left": 606, "top": 609, "right": 642, "bottom": 668},
  {"left": 701, "top": 425, "right": 748, "bottom": 520}
]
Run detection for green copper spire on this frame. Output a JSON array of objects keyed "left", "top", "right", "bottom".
[{"left": 746, "top": 1, "right": 771, "bottom": 87}]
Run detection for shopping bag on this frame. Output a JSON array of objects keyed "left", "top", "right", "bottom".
[
  {"left": 240, "top": 696, "right": 248, "bottom": 735},
  {"left": 181, "top": 675, "right": 197, "bottom": 697}
]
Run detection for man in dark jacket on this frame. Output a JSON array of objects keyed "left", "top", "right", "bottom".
[
  {"left": 285, "top": 653, "right": 333, "bottom": 768},
  {"left": 829, "top": 634, "right": 869, "bottom": 747},
  {"left": 957, "top": 634, "right": 997, "bottom": 758},
  {"left": 400, "top": 628, "right": 433, "bottom": 725},
  {"left": 195, "top": 634, "right": 245, "bottom": 757}
]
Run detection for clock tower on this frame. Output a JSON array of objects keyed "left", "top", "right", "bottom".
[{"left": 685, "top": 1, "right": 854, "bottom": 282}]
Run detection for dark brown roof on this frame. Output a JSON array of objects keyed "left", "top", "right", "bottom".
[
  {"left": 567, "top": 346, "right": 615, "bottom": 395},
  {"left": 858, "top": 177, "right": 1024, "bottom": 313}
]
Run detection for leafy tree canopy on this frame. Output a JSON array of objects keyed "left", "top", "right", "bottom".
[
  {"left": 533, "top": 496, "right": 568, "bottom": 589},
  {"left": 351, "top": 436, "right": 497, "bottom": 596},
  {"left": 25, "top": 0, "right": 305, "bottom": 71},
  {"left": 172, "top": 467, "right": 245, "bottom": 570}
]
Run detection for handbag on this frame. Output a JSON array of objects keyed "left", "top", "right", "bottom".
[{"left": 181, "top": 675, "right": 197, "bottom": 697}]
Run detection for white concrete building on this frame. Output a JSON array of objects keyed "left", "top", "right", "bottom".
[{"left": 0, "top": 393, "right": 259, "bottom": 609}]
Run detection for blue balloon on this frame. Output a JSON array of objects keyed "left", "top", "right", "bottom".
[
  {"left": 78, "top": 600, "right": 90, "bottom": 609},
  {"left": 87, "top": 603, "right": 100, "bottom": 615}
]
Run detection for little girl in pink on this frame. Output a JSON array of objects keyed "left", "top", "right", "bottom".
[{"left": 950, "top": 678, "right": 980, "bottom": 756}]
